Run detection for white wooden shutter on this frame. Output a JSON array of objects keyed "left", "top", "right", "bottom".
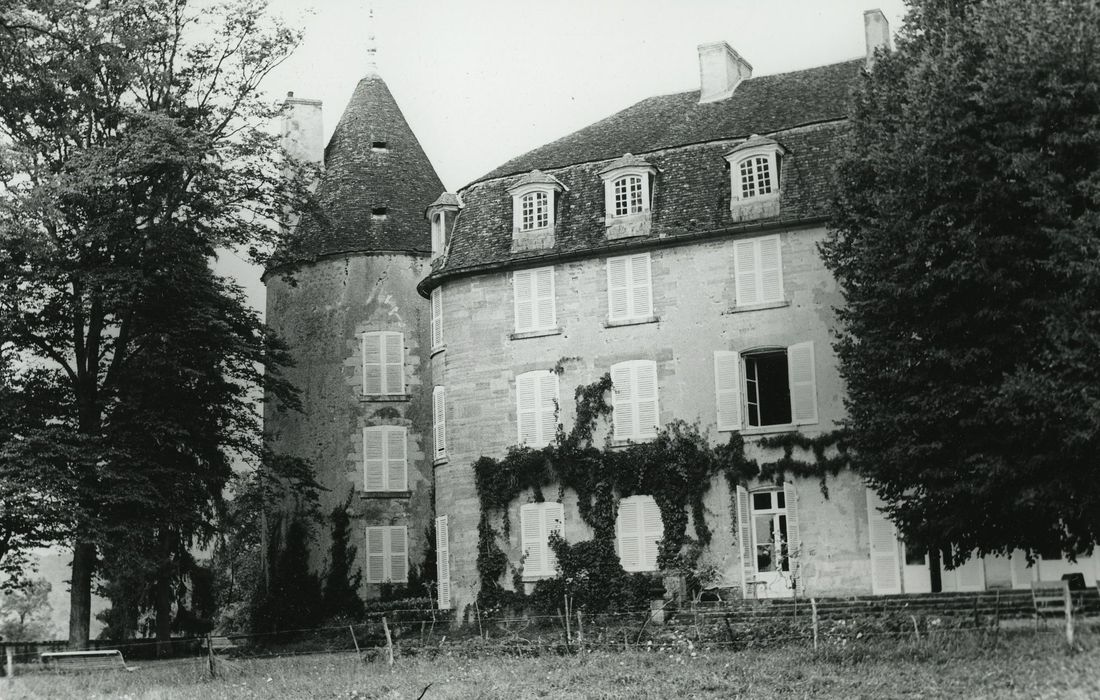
[
  {"left": 389, "top": 526, "right": 408, "bottom": 583},
  {"left": 436, "top": 515, "right": 451, "bottom": 608},
  {"left": 616, "top": 497, "right": 642, "bottom": 571},
  {"left": 433, "top": 386, "right": 446, "bottom": 459},
  {"left": 363, "top": 427, "right": 385, "bottom": 491},
  {"left": 787, "top": 341, "right": 818, "bottom": 425},
  {"left": 430, "top": 287, "right": 443, "bottom": 349},
  {"left": 516, "top": 372, "right": 539, "bottom": 445},
  {"left": 635, "top": 361, "right": 659, "bottom": 439},
  {"left": 714, "top": 351, "right": 742, "bottom": 431},
  {"left": 733, "top": 239, "right": 759, "bottom": 306},
  {"left": 534, "top": 267, "right": 556, "bottom": 330},
  {"left": 758, "top": 235, "right": 783, "bottom": 303},
  {"left": 736, "top": 486, "right": 754, "bottom": 597},
  {"left": 610, "top": 362, "right": 635, "bottom": 440},
  {"left": 386, "top": 427, "right": 407, "bottom": 491},
  {"left": 1010, "top": 550, "right": 1035, "bottom": 589},
  {"left": 544, "top": 502, "right": 564, "bottom": 576},
  {"left": 866, "top": 488, "right": 902, "bottom": 595},
  {"left": 362, "top": 333, "right": 382, "bottom": 395},
  {"left": 520, "top": 503, "right": 544, "bottom": 576},
  {"left": 627, "top": 253, "right": 653, "bottom": 318},
  {"left": 383, "top": 332, "right": 404, "bottom": 394},
  {"left": 366, "top": 527, "right": 386, "bottom": 583},
  {"left": 640, "top": 496, "right": 663, "bottom": 571},
  {"left": 783, "top": 481, "right": 801, "bottom": 593},
  {"left": 538, "top": 372, "right": 559, "bottom": 445},
  {"left": 607, "top": 256, "right": 630, "bottom": 321},
  {"left": 513, "top": 269, "right": 535, "bottom": 332}
]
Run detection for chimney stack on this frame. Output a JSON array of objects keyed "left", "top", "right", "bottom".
[
  {"left": 697, "top": 41, "right": 752, "bottom": 104},
  {"left": 281, "top": 93, "right": 324, "bottom": 167},
  {"left": 863, "top": 9, "right": 892, "bottom": 70}
]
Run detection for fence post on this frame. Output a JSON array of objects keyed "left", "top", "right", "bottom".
[
  {"left": 349, "top": 624, "right": 361, "bottom": 660},
  {"left": 811, "top": 598, "right": 819, "bottom": 652},
  {"left": 206, "top": 634, "right": 217, "bottom": 680},
  {"left": 1063, "top": 580, "right": 1074, "bottom": 648},
  {"left": 5, "top": 646, "right": 13, "bottom": 679},
  {"left": 381, "top": 615, "right": 395, "bottom": 668}
]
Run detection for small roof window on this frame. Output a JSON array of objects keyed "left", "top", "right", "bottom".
[{"left": 371, "top": 206, "right": 388, "bottom": 220}]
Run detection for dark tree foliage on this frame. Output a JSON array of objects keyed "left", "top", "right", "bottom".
[
  {"left": 252, "top": 517, "right": 322, "bottom": 637},
  {"left": 0, "top": 0, "right": 316, "bottom": 644},
  {"left": 822, "top": 0, "right": 1100, "bottom": 564},
  {"left": 322, "top": 495, "right": 364, "bottom": 621}
]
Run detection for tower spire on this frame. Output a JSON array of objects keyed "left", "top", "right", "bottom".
[{"left": 365, "top": 2, "right": 378, "bottom": 75}]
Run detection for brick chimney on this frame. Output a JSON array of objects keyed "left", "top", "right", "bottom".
[
  {"left": 697, "top": 41, "right": 752, "bottom": 104},
  {"left": 281, "top": 92, "right": 324, "bottom": 166},
  {"left": 863, "top": 9, "right": 892, "bottom": 70}
]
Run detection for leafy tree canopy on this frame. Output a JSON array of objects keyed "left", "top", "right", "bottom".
[{"left": 823, "top": 0, "right": 1100, "bottom": 564}]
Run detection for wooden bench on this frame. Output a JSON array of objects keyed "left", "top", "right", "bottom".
[
  {"left": 40, "top": 649, "right": 135, "bottom": 672},
  {"left": 1031, "top": 580, "right": 1075, "bottom": 623},
  {"left": 204, "top": 636, "right": 239, "bottom": 655}
]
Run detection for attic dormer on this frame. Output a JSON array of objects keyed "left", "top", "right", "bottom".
[
  {"left": 426, "top": 192, "right": 461, "bottom": 261},
  {"left": 507, "top": 170, "right": 566, "bottom": 253},
  {"left": 724, "top": 135, "right": 787, "bottom": 222},
  {"left": 599, "top": 153, "right": 657, "bottom": 240}
]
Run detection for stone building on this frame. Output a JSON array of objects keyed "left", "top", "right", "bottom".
[{"left": 270, "top": 10, "right": 1097, "bottom": 611}]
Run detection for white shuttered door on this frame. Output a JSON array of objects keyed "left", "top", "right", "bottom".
[
  {"left": 714, "top": 351, "right": 742, "bottom": 431},
  {"left": 866, "top": 489, "right": 902, "bottom": 595},
  {"left": 611, "top": 360, "right": 659, "bottom": 440},
  {"left": 436, "top": 516, "right": 451, "bottom": 608}
]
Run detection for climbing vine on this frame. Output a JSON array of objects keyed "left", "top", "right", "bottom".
[{"left": 472, "top": 372, "right": 851, "bottom": 611}]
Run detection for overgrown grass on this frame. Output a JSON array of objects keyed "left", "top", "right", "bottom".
[{"left": 8, "top": 628, "right": 1100, "bottom": 699}]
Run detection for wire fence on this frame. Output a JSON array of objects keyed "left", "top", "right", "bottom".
[{"left": 3, "top": 587, "right": 1094, "bottom": 678}]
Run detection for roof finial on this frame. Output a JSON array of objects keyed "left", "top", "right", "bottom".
[{"left": 365, "top": 2, "right": 378, "bottom": 75}]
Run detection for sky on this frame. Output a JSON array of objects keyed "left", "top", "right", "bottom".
[{"left": 217, "top": 0, "right": 910, "bottom": 313}]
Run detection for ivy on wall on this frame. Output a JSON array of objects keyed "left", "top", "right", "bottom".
[{"left": 472, "top": 372, "right": 849, "bottom": 610}]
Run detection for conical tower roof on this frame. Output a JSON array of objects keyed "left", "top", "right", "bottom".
[{"left": 294, "top": 74, "right": 444, "bottom": 258}]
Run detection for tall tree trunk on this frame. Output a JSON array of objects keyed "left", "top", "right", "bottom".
[
  {"left": 68, "top": 540, "right": 95, "bottom": 647},
  {"left": 155, "top": 530, "right": 173, "bottom": 656}
]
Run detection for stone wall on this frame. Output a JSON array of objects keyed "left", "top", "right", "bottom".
[
  {"left": 265, "top": 252, "right": 435, "bottom": 598},
  {"left": 431, "top": 224, "right": 875, "bottom": 609}
]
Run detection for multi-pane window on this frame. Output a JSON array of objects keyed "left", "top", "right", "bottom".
[
  {"left": 520, "top": 191, "right": 549, "bottom": 231},
  {"left": 613, "top": 175, "right": 644, "bottom": 216},
  {"left": 750, "top": 489, "right": 788, "bottom": 575},
  {"left": 606, "top": 253, "right": 653, "bottom": 322},
  {"left": 363, "top": 426, "right": 408, "bottom": 492},
  {"left": 520, "top": 502, "right": 565, "bottom": 578},
  {"left": 365, "top": 525, "right": 408, "bottom": 583},
  {"left": 739, "top": 156, "right": 773, "bottom": 199},
  {"left": 733, "top": 235, "right": 783, "bottom": 306},
  {"left": 616, "top": 495, "right": 663, "bottom": 572},
  {"left": 362, "top": 331, "right": 404, "bottom": 395},
  {"left": 610, "top": 360, "right": 659, "bottom": 441},
  {"left": 713, "top": 342, "right": 817, "bottom": 432},
  {"left": 432, "top": 386, "right": 446, "bottom": 460},
  {"left": 513, "top": 267, "right": 556, "bottom": 332},
  {"left": 430, "top": 287, "right": 443, "bottom": 349},
  {"left": 516, "top": 370, "right": 559, "bottom": 446}
]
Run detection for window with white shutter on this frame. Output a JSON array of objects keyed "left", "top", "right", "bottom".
[
  {"left": 516, "top": 370, "right": 559, "bottom": 446},
  {"left": 365, "top": 525, "right": 408, "bottom": 584},
  {"left": 362, "top": 331, "right": 405, "bottom": 395},
  {"left": 606, "top": 253, "right": 653, "bottom": 322},
  {"left": 610, "top": 360, "right": 659, "bottom": 440},
  {"left": 738, "top": 342, "right": 818, "bottom": 429},
  {"left": 513, "top": 267, "right": 556, "bottom": 333},
  {"left": 436, "top": 515, "right": 451, "bottom": 608},
  {"left": 430, "top": 288, "right": 443, "bottom": 350},
  {"left": 362, "top": 426, "right": 408, "bottom": 492},
  {"left": 616, "top": 495, "right": 663, "bottom": 572},
  {"left": 714, "top": 351, "right": 742, "bottom": 432},
  {"left": 520, "top": 502, "right": 565, "bottom": 578},
  {"left": 732, "top": 235, "right": 783, "bottom": 307},
  {"left": 433, "top": 386, "right": 446, "bottom": 460},
  {"left": 866, "top": 489, "right": 901, "bottom": 595}
]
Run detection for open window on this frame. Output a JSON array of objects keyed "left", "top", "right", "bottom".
[{"left": 714, "top": 342, "right": 817, "bottom": 432}]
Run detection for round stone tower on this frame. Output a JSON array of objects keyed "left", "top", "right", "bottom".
[{"left": 264, "top": 68, "right": 445, "bottom": 597}]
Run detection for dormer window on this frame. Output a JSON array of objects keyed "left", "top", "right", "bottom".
[
  {"left": 724, "top": 135, "right": 786, "bottom": 222},
  {"left": 599, "top": 154, "right": 656, "bottom": 240},
  {"left": 426, "top": 192, "right": 461, "bottom": 262},
  {"left": 508, "top": 170, "right": 566, "bottom": 253},
  {"left": 371, "top": 140, "right": 388, "bottom": 152},
  {"left": 431, "top": 213, "right": 445, "bottom": 256},
  {"left": 372, "top": 206, "right": 388, "bottom": 220}
]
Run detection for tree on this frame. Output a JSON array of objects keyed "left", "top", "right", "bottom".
[
  {"left": 322, "top": 494, "right": 365, "bottom": 621},
  {"left": 0, "top": 0, "right": 315, "bottom": 644},
  {"left": 822, "top": 0, "right": 1100, "bottom": 564},
  {"left": 0, "top": 578, "right": 55, "bottom": 641}
]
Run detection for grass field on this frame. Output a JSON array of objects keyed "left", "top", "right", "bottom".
[{"left": 7, "top": 629, "right": 1100, "bottom": 699}]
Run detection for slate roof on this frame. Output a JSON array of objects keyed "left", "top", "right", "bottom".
[
  {"left": 479, "top": 59, "right": 863, "bottom": 182},
  {"left": 288, "top": 74, "right": 445, "bottom": 260},
  {"left": 419, "top": 58, "right": 862, "bottom": 295}
]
